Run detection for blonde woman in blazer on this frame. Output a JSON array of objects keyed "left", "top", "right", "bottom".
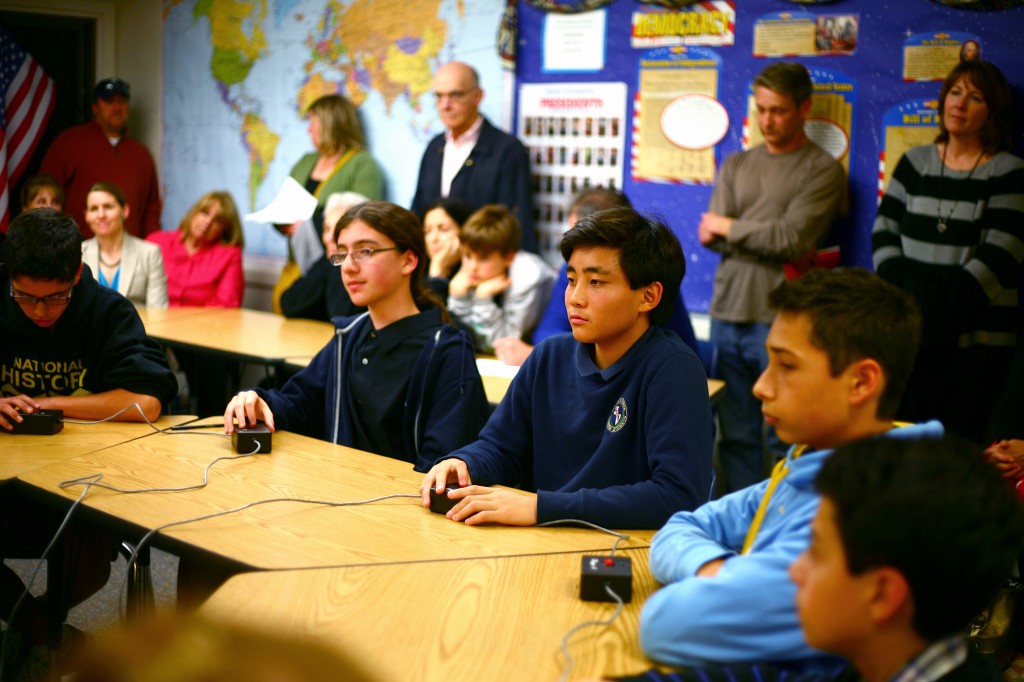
[{"left": 81, "top": 182, "right": 168, "bottom": 308}]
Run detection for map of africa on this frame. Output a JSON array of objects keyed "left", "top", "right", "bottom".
[{"left": 162, "top": 0, "right": 506, "bottom": 256}]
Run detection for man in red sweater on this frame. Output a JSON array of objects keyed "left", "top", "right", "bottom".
[{"left": 40, "top": 77, "right": 161, "bottom": 238}]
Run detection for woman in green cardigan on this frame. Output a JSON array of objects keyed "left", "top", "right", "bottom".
[{"left": 274, "top": 94, "right": 384, "bottom": 308}]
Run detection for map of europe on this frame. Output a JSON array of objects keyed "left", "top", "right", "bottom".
[{"left": 162, "top": 0, "right": 505, "bottom": 256}]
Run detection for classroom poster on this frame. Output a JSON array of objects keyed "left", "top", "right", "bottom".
[
  {"left": 878, "top": 99, "right": 940, "bottom": 201},
  {"left": 752, "top": 11, "right": 859, "bottom": 58},
  {"left": 744, "top": 68, "right": 856, "bottom": 174},
  {"left": 752, "top": 11, "right": 816, "bottom": 57},
  {"left": 632, "top": 46, "right": 724, "bottom": 185},
  {"left": 630, "top": 2, "right": 736, "bottom": 49},
  {"left": 512, "top": 0, "right": 1024, "bottom": 314},
  {"left": 902, "top": 32, "right": 982, "bottom": 81},
  {"left": 543, "top": 10, "right": 608, "bottom": 73},
  {"left": 813, "top": 14, "right": 859, "bottom": 56},
  {"left": 518, "top": 82, "right": 628, "bottom": 263}
]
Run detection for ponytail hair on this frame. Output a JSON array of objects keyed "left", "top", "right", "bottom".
[{"left": 334, "top": 200, "right": 450, "bottom": 322}]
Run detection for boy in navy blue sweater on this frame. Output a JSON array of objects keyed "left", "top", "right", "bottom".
[{"left": 420, "top": 207, "right": 714, "bottom": 529}]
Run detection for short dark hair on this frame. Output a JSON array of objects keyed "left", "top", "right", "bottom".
[
  {"left": 459, "top": 204, "right": 521, "bottom": 255},
  {"left": 5, "top": 208, "right": 83, "bottom": 282},
  {"left": 560, "top": 208, "right": 684, "bottom": 326},
  {"left": 754, "top": 62, "right": 813, "bottom": 106},
  {"left": 569, "top": 187, "right": 632, "bottom": 223},
  {"left": 936, "top": 60, "right": 1013, "bottom": 155},
  {"left": 768, "top": 268, "right": 920, "bottom": 419},
  {"left": 816, "top": 435, "right": 1024, "bottom": 641},
  {"left": 422, "top": 197, "right": 474, "bottom": 228}
]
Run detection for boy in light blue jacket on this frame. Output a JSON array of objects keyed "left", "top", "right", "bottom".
[{"left": 640, "top": 268, "right": 937, "bottom": 672}]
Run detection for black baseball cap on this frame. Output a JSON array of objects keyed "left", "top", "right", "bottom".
[{"left": 94, "top": 77, "right": 131, "bottom": 101}]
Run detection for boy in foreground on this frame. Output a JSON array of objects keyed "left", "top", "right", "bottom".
[
  {"left": 640, "top": 268, "right": 941, "bottom": 670},
  {"left": 603, "top": 435, "right": 1021, "bottom": 682},
  {"left": 420, "top": 207, "right": 713, "bottom": 529},
  {"left": 0, "top": 209, "right": 176, "bottom": 425},
  {"left": 0, "top": 209, "right": 176, "bottom": 675},
  {"left": 790, "top": 435, "right": 1019, "bottom": 681}
]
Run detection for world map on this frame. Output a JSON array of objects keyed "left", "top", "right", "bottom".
[{"left": 161, "top": 0, "right": 506, "bottom": 256}]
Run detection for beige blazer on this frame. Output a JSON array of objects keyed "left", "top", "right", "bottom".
[{"left": 82, "top": 234, "right": 169, "bottom": 308}]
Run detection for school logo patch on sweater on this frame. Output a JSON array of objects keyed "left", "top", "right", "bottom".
[{"left": 607, "top": 397, "right": 628, "bottom": 432}]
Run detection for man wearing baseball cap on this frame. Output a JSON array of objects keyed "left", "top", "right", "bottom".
[{"left": 40, "top": 77, "right": 161, "bottom": 238}]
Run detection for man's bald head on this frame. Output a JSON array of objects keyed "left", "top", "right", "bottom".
[{"left": 431, "top": 62, "right": 483, "bottom": 138}]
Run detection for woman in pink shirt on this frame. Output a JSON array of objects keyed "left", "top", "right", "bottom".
[{"left": 147, "top": 191, "right": 245, "bottom": 307}]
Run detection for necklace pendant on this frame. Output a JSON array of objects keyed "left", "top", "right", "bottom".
[{"left": 937, "top": 219, "right": 947, "bottom": 233}]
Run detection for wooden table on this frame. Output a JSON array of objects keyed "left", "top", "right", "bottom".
[
  {"left": 19, "top": 429, "right": 655, "bottom": 574},
  {"left": 16, "top": 424, "right": 663, "bottom": 676},
  {"left": 201, "top": 549, "right": 659, "bottom": 681},
  {"left": 0, "top": 416, "right": 195, "bottom": 481},
  {"left": 139, "top": 307, "right": 334, "bottom": 366},
  {"left": 2, "top": 415, "right": 195, "bottom": 651},
  {"left": 708, "top": 378, "right": 725, "bottom": 404},
  {"left": 163, "top": 312, "right": 726, "bottom": 407},
  {"left": 134, "top": 305, "right": 224, "bottom": 328}
]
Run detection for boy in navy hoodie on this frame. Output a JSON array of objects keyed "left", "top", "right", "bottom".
[
  {"left": 420, "top": 207, "right": 714, "bottom": 529},
  {"left": 640, "top": 268, "right": 935, "bottom": 672},
  {"left": 0, "top": 209, "right": 176, "bottom": 672},
  {"left": 0, "top": 209, "right": 175, "bottom": 425}
]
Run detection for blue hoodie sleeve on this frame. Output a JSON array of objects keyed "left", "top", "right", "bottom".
[
  {"left": 641, "top": 483, "right": 823, "bottom": 667},
  {"left": 411, "top": 330, "right": 490, "bottom": 472},
  {"left": 639, "top": 423, "right": 946, "bottom": 669},
  {"left": 649, "top": 484, "right": 768, "bottom": 583},
  {"left": 253, "top": 335, "right": 335, "bottom": 438}
]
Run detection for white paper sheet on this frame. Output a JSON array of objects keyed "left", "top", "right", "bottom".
[
  {"left": 476, "top": 358, "right": 521, "bottom": 379},
  {"left": 244, "top": 176, "right": 318, "bottom": 224}
]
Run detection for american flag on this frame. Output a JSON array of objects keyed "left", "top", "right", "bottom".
[{"left": 0, "top": 26, "right": 54, "bottom": 231}]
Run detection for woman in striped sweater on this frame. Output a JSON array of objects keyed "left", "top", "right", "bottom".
[{"left": 873, "top": 60, "right": 1024, "bottom": 441}]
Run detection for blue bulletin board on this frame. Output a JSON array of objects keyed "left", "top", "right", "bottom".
[{"left": 513, "top": 0, "right": 1024, "bottom": 313}]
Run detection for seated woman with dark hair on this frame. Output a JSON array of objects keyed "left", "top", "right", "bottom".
[{"left": 421, "top": 197, "right": 473, "bottom": 298}]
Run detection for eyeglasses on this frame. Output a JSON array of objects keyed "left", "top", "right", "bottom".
[
  {"left": 433, "top": 88, "right": 476, "bottom": 103},
  {"left": 329, "top": 247, "right": 398, "bottom": 266},
  {"left": 10, "top": 283, "right": 74, "bottom": 308}
]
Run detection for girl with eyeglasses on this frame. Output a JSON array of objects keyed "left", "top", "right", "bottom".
[{"left": 225, "top": 200, "right": 490, "bottom": 471}]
